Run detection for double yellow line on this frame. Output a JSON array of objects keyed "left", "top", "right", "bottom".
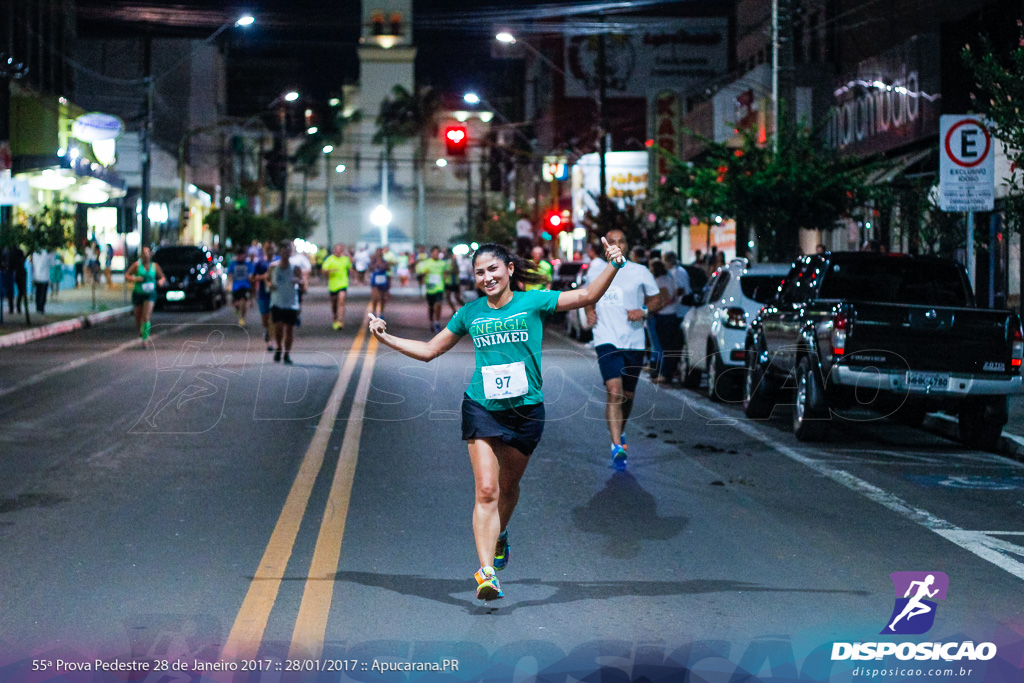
[{"left": 222, "top": 322, "right": 379, "bottom": 661}]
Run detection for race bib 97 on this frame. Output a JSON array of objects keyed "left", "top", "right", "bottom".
[{"left": 481, "top": 361, "right": 528, "bottom": 400}]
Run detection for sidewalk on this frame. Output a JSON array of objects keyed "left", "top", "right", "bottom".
[{"left": 0, "top": 274, "right": 133, "bottom": 348}]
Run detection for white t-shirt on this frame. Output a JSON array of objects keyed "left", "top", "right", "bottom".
[
  {"left": 32, "top": 251, "right": 52, "bottom": 283},
  {"left": 515, "top": 218, "right": 533, "bottom": 239},
  {"left": 354, "top": 249, "right": 371, "bottom": 271},
  {"left": 586, "top": 260, "right": 660, "bottom": 350},
  {"left": 655, "top": 274, "right": 678, "bottom": 316}
]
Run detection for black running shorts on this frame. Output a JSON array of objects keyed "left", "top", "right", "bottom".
[{"left": 461, "top": 395, "right": 545, "bottom": 456}]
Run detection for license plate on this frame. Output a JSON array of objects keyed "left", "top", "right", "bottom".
[
  {"left": 166, "top": 290, "right": 185, "bottom": 302},
  {"left": 905, "top": 372, "right": 949, "bottom": 392}
]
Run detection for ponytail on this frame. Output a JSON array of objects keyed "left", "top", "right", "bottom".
[{"left": 472, "top": 243, "right": 549, "bottom": 290}]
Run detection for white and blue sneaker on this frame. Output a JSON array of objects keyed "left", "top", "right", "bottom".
[{"left": 611, "top": 444, "right": 628, "bottom": 471}]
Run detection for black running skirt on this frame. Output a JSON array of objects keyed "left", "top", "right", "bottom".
[{"left": 461, "top": 395, "right": 545, "bottom": 456}]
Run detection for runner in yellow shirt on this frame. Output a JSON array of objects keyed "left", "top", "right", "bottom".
[
  {"left": 322, "top": 244, "right": 352, "bottom": 330},
  {"left": 414, "top": 246, "right": 449, "bottom": 333},
  {"left": 524, "top": 245, "right": 553, "bottom": 291}
]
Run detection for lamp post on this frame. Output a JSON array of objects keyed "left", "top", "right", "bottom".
[
  {"left": 496, "top": 31, "right": 607, "bottom": 203},
  {"left": 143, "top": 14, "right": 254, "bottom": 248},
  {"left": 322, "top": 144, "right": 334, "bottom": 248},
  {"left": 277, "top": 90, "right": 299, "bottom": 224}
]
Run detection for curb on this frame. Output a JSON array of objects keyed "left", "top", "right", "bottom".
[
  {"left": 0, "top": 306, "right": 134, "bottom": 349},
  {"left": 917, "top": 413, "right": 1024, "bottom": 463}
]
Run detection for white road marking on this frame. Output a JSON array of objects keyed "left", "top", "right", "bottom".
[
  {"left": 552, "top": 344, "right": 1024, "bottom": 580},
  {"left": 0, "top": 313, "right": 221, "bottom": 400}
]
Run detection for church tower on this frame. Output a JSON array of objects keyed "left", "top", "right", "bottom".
[{"left": 354, "top": 0, "right": 416, "bottom": 246}]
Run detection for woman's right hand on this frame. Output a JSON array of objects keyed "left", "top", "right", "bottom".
[{"left": 367, "top": 312, "right": 386, "bottom": 338}]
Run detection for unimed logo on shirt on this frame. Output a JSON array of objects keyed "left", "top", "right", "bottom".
[{"left": 470, "top": 313, "right": 530, "bottom": 348}]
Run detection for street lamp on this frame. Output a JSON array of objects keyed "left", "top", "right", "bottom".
[
  {"left": 323, "top": 145, "right": 335, "bottom": 248},
  {"left": 271, "top": 90, "right": 300, "bottom": 223},
  {"left": 370, "top": 204, "right": 392, "bottom": 247},
  {"left": 463, "top": 92, "right": 481, "bottom": 105},
  {"left": 142, "top": 13, "right": 254, "bottom": 249},
  {"left": 494, "top": 31, "right": 607, "bottom": 204}
]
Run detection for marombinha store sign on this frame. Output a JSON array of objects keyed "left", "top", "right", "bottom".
[{"left": 825, "top": 33, "right": 941, "bottom": 156}]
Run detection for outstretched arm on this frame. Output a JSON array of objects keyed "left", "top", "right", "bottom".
[
  {"left": 367, "top": 313, "right": 461, "bottom": 362},
  {"left": 555, "top": 237, "right": 626, "bottom": 312}
]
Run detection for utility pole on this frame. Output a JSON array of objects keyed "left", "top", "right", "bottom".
[
  {"left": 140, "top": 37, "right": 154, "bottom": 248},
  {"left": 324, "top": 151, "right": 334, "bottom": 248},
  {"left": 280, "top": 110, "right": 289, "bottom": 223},
  {"left": 597, "top": 24, "right": 608, "bottom": 204}
]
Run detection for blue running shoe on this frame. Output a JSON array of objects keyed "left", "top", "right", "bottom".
[
  {"left": 620, "top": 433, "right": 627, "bottom": 449},
  {"left": 494, "top": 529, "right": 510, "bottom": 571},
  {"left": 611, "top": 444, "right": 628, "bottom": 471}
]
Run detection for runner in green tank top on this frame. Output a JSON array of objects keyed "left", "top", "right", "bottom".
[
  {"left": 367, "top": 237, "right": 626, "bottom": 601},
  {"left": 126, "top": 246, "right": 166, "bottom": 347}
]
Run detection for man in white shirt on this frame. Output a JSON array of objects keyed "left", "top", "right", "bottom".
[
  {"left": 31, "top": 250, "right": 53, "bottom": 314},
  {"left": 664, "top": 251, "right": 692, "bottom": 322},
  {"left": 584, "top": 229, "right": 664, "bottom": 471}
]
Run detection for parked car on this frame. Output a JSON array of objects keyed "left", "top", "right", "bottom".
[
  {"left": 681, "top": 259, "right": 788, "bottom": 400},
  {"left": 744, "top": 251, "right": 1023, "bottom": 449},
  {"left": 547, "top": 259, "right": 587, "bottom": 326},
  {"left": 153, "top": 245, "right": 227, "bottom": 310}
]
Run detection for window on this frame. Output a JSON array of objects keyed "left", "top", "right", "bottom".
[{"left": 709, "top": 272, "right": 731, "bottom": 302}]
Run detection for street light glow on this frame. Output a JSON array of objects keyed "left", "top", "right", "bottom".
[
  {"left": 436, "top": 158, "right": 448, "bottom": 167},
  {"left": 307, "top": 126, "right": 318, "bottom": 134},
  {"left": 235, "top": 15, "right": 255, "bottom": 27},
  {"left": 284, "top": 91, "right": 299, "bottom": 102},
  {"left": 464, "top": 93, "right": 480, "bottom": 104},
  {"left": 329, "top": 98, "right": 340, "bottom": 107},
  {"left": 335, "top": 164, "right": 346, "bottom": 173},
  {"left": 496, "top": 32, "right": 516, "bottom": 44},
  {"left": 479, "top": 112, "right": 494, "bottom": 123},
  {"left": 370, "top": 205, "right": 392, "bottom": 227},
  {"left": 322, "top": 145, "right": 334, "bottom": 154}
]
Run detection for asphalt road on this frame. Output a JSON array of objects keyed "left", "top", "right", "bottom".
[{"left": 1, "top": 286, "right": 1023, "bottom": 683}]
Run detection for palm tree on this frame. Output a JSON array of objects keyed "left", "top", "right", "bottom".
[{"left": 374, "top": 85, "right": 440, "bottom": 244}]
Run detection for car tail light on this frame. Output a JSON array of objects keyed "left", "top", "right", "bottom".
[
  {"left": 730, "top": 349, "right": 747, "bottom": 362},
  {"left": 1013, "top": 323, "right": 1023, "bottom": 368},
  {"left": 724, "top": 307, "right": 746, "bottom": 329},
  {"left": 832, "top": 311, "right": 849, "bottom": 356}
]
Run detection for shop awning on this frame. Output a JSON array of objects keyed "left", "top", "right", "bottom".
[{"left": 865, "top": 149, "right": 933, "bottom": 185}]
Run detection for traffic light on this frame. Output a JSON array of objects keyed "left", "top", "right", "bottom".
[{"left": 444, "top": 125, "right": 467, "bottom": 156}]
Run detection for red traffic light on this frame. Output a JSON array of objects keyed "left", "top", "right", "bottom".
[
  {"left": 444, "top": 125, "right": 467, "bottom": 156},
  {"left": 547, "top": 213, "right": 561, "bottom": 228}
]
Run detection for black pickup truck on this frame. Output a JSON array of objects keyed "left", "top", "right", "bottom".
[{"left": 743, "top": 252, "right": 1023, "bottom": 449}]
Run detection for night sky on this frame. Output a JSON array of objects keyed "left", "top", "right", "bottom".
[{"left": 75, "top": 0, "right": 706, "bottom": 115}]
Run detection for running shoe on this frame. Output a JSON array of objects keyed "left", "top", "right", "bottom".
[
  {"left": 274, "top": 349, "right": 282, "bottom": 362},
  {"left": 474, "top": 566, "right": 503, "bottom": 601},
  {"left": 264, "top": 331, "right": 270, "bottom": 343},
  {"left": 283, "top": 353, "right": 293, "bottom": 365},
  {"left": 493, "top": 529, "right": 510, "bottom": 571},
  {"left": 238, "top": 317, "right": 246, "bottom": 327},
  {"left": 611, "top": 444, "right": 628, "bottom": 471},
  {"left": 620, "top": 433, "right": 627, "bottom": 450},
  {"left": 332, "top": 321, "right": 342, "bottom": 330}
]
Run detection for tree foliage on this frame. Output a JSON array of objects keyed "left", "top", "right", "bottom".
[
  {"left": 653, "top": 123, "right": 874, "bottom": 261},
  {"left": 204, "top": 200, "right": 316, "bottom": 248},
  {"left": 374, "top": 85, "right": 439, "bottom": 156},
  {"left": 0, "top": 206, "right": 75, "bottom": 253},
  {"left": 963, "top": 22, "right": 1024, "bottom": 231},
  {"left": 584, "top": 195, "right": 675, "bottom": 250}
]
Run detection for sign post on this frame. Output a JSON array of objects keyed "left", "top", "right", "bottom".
[{"left": 938, "top": 115, "right": 995, "bottom": 287}]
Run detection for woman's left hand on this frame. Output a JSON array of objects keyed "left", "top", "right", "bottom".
[{"left": 601, "top": 236, "right": 625, "bottom": 266}]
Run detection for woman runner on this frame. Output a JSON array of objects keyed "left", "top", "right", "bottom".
[
  {"left": 125, "top": 246, "right": 167, "bottom": 348},
  {"left": 366, "top": 238, "right": 626, "bottom": 601}
]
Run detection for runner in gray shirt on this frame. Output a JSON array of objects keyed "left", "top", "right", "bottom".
[{"left": 269, "top": 240, "right": 303, "bottom": 365}]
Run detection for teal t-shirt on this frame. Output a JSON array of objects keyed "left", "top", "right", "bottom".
[{"left": 447, "top": 289, "right": 562, "bottom": 411}]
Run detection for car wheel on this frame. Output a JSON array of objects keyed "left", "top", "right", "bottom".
[
  {"left": 793, "top": 356, "right": 828, "bottom": 441},
  {"left": 892, "top": 402, "right": 928, "bottom": 428},
  {"left": 743, "top": 342, "right": 776, "bottom": 419},
  {"left": 681, "top": 339, "right": 702, "bottom": 389},
  {"left": 958, "top": 397, "right": 1006, "bottom": 452}
]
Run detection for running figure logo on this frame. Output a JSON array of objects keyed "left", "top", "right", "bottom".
[{"left": 881, "top": 571, "right": 949, "bottom": 635}]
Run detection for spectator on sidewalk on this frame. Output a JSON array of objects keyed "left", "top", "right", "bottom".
[
  {"left": 50, "top": 251, "right": 64, "bottom": 300},
  {"left": 31, "top": 249, "right": 53, "bottom": 314},
  {"left": 103, "top": 243, "right": 114, "bottom": 288},
  {"left": 73, "top": 246, "right": 84, "bottom": 287},
  {"left": 1, "top": 245, "right": 15, "bottom": 314},
  {"left": 12, "top": 246, "right": 28, "bottom": 314}
]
